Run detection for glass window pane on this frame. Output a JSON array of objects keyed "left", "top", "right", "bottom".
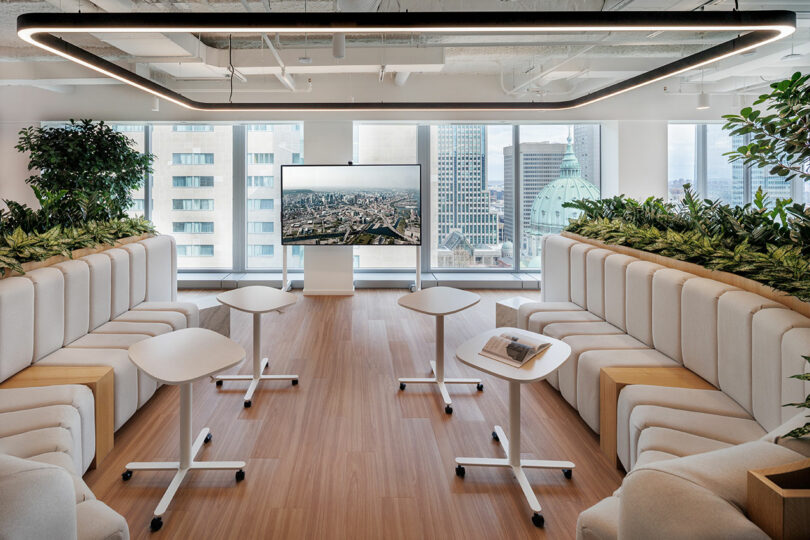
[
  {"left": 705, "top": 124, "right": 737, "bottom": 204},
  {"left": 668, "top": 124, "right": 696, "bottom": 202},
  {"left": 353, "top": 124, "right": 419, "bottom": 269},
  {"left": 429, "top": 124, "right": 511, "bottom": 269},
  {"left": 518, "top": 124, "right": 600, "bottom": 269},
  {"left": 246, "top": 123, "right": 304, "bottom": 269},
  {"left": 113, "top": 124, "right": 147, "bottom": 218},
  {"left": 151, "top": 124, "right": 233, "bottom": 270},
  {"left": 751, "top": 165, "right": 793, "bottom": 206}
]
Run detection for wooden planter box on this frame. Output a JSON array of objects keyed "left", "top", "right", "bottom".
[
  {"left": 561, "top": 231, "right": 810, "bottom": 319},
  {"left": 748, "top": 459, "right": 810, "bottom": 540},
  {"left": 1, "top": 233, "right": 152, "bottom": 279}
]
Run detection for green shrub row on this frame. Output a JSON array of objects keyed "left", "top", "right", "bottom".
[
  {"left": 0, "top": 217, "right": 155, "bottom": 276},
  {"left": 563, "top": 186, "right": 810, "bottom": 301}
]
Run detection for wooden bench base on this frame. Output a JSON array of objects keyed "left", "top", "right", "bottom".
[{"left": 0, "top": 365, "right": 114, "bottom": 469}]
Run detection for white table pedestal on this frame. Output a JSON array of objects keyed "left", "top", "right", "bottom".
[
  {"left": 212, "top": 312, "right": 299, "bottom": 408},
  {"left": 398, "top": 314, "right": 482, "bottom": 414},
  {"left": 454, "top": 380, "right": 575, "bottom": 528},
  {"left": 123, "top": 383, "right": 246, "bottom": 531}
]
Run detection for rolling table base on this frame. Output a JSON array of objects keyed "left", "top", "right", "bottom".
[
  {"left": 122, "top": 383, "right": 246, "bottom": 532},
  {"left": 454, "top": 380, "right": 574, "bottom": 528},
  {"left": 211, "top": 312, "right": 298, "bottom": 407},
  {"left": 398, "top": 315, "right": 482, "bottom": 414}
]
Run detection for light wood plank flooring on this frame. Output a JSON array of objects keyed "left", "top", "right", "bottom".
[{"left": 84, "top": 290, "right": 624, "bottom": 539}]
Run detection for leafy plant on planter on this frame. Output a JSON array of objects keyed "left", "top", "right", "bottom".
[
  {"left": 721, "top": 71, "right": 810, "bottom": 182},
  {"left": 12, "top": 119, "right": 154, "bottom": 230},
  {"left": 0, "top": 119, "right": 157, "bottom": 275}
]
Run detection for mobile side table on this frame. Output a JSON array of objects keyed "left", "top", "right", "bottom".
[
  {"left": 453, "top": 327, "right": 575, "bottom": 528},
  {"left": 123, "top": 328, "right": 247, "bottom": 532},
  {"left": 397, "top": 286, "right": 483, "bottom": 414},
  {"left": 213, "top": 286, "right": 299, "bottom": 408}
]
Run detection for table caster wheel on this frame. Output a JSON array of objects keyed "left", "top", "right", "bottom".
[
  {"left": 445, "top": 405, "right": 453, "bottom": 415},
  {"left": 235, "top": 469, "right": 245, "bottom": 482},
  {"left": 399, "top": 382, "right": 406, "bottom": 391},
  {"left": 477, "top": 383, "right": 484, "bottom": 391},
  {"left": 492, "top": 431, "right": 499, "bottom": 442},
  {"left": 215, "top": 380, "right": 223, "bottom": 387},
  {"left": 244, "top": 400, "right": 252, "bottom": 408},
  {"left": 532, "top": 513, "right": 544, "bottom": 528},
  {"left": 204, "top": 433, "right": 213, "bottom": 444},
  {"left": 455, "top": 465, "right": 465, "bottom": 478},
  {"left": 121, "top": 470, "right": 132, "bottom": 481},
  {"left": 292, "top": 379, "right": 299, "bottom": 386},
  {"left": 150, "top": 516, "right": 163, "bottom": 532},
  {"left": 563, "top": 468, "right": 573, "bottom": 479}
]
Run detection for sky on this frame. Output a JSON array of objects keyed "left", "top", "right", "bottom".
[
  {"left": 668, "top": 124, "right": 735, "bottom": 184},
  {"left": 282, "top": 164, "right": 420, "bottom": 191},
  {"left": 486, "top": 124, "right": 571, "bottom": 188}
]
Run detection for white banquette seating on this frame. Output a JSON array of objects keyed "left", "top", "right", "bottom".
[
  {"left": 0, "top": 235, "right": 198, "bottom": 540},
  {"left": 519, "top": 234, "right": 810, "bottom": 539}
]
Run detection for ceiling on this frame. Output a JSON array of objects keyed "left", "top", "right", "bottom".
[{"left": 2, "top": 0, "right": 810, "bottom": 103}]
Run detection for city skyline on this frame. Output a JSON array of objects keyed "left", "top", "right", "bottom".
[{"left": 282, "top": 164, "right": 420, "bottom": 191}]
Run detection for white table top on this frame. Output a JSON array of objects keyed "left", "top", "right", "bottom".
[
  {"left": 454, "top": 327, "right": 571, "bottom": 383},
  {"left": 398, "top": 286, "right": 480, "bottom": 316},
  {"left": 128, "top": 328, "right": 246, "bottom": 385},
  {"left": 217, "top": 285, "right": 298, "bottom": 314}
]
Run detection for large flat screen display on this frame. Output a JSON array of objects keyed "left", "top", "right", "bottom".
[{"left": 281, "top": 164, "right": 421, "bottom": 246}]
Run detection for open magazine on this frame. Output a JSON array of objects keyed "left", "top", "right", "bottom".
[{"left": 480, "top": 333, "right": 551, "bottom": 368}]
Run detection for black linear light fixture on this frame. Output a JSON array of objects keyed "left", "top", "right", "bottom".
[{"left": 17, "top": 10, "right": 796, "bottom": 112}]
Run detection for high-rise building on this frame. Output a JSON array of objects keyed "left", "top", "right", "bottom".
[
  {"left": 573, "top": 124, "right": 600, "bottom": 186},
  {"left": 503, "top": 142, "right": 566, "bottom": 249},
  {"left": 433, "top": 125, "right": 498, "bottom": 247},
  {"left": 731, "top": 134, "right": 792, "bottom": 205}
]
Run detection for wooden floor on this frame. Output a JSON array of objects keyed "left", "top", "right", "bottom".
[{"left": 84, "top": 290, "right": 624, "bottom": 539}]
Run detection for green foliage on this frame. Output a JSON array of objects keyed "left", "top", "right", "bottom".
[
  {"left": 782, "top": 355, "right": 810, "bottom": 439},
  {"left": 722, "top": 71, "right": 810, "bottom": 182},
  {"left": 563, "top": 185, "right": 810, "bottom": 301},
  {"left": 14, "top": 119, "right": 154, "bottom": 226},
  {"left": 0, "top": 217, "right": 154, "bottom": 276}
]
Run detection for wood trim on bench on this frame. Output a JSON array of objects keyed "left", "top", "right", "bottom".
[
  {"left": 562, "top": 231, "right": 810, "bottom": 319},
  {"left": 0, "top": 365, "right": 115, "bottom": 470}
]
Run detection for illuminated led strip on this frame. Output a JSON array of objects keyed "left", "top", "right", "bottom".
[{"left": 17, "top": 11, "right": 796, "bottom": 112}]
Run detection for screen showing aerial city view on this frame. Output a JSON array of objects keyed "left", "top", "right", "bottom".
[{"left": 281, "top": 164, "right": 421, "bottom": 246}]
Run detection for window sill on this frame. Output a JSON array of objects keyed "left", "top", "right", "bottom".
[{"left": 178, "top": 272, "right": 542, "bottom": 290}]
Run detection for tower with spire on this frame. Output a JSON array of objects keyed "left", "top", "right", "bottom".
[{"left": 523, "top": 127, "right": 599, "bottom": 266}]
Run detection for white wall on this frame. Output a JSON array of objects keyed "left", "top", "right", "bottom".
[
  {"left": 301, "top": 121, "right": 356, "bottom": 294},
  {"left": 601, "top": 120, "right": 669, "bottom": 200},
  {"left": 0, "top": 121, "right": 39, "bottom": 209}
]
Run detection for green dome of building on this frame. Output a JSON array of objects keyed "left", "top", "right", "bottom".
[{"left": 528, "top": 131, "right": 599, "bottom": 235}]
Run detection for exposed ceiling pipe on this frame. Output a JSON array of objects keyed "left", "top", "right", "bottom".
[
  {"left": 262, "top": 33, "right": 297, "bottom": 91},
  {"left": 502, "top": 33, "right": 611, "bottom": 96}
]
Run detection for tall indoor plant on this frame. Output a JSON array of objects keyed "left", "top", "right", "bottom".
[{"left": 723, "top": 72, "right": 810, "bottom": 439}]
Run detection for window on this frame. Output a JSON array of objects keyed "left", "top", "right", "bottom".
[
  {"left": 172, "top": 153, "right": 214, "bottom": 165},
  {"left": 113, "top": 124, "right": 144, "bottom": 133},
  {"left": 173, "top": 176, "right": 215, "bottom": 188},
  {"left": 246, "top": 124, "right": 303, "bottom": 269},
  {"left": 131, "top": 199, "right": 144, "bottom": 211},
  {"left": 172, "top": 199, "right": 214, "bottom": 211},
  {"left": 114, "top": 124, "right": 146, "bottom": 219},
  {"left": 173, "top": 125, "right": 213, "bottom": 132},
  {"left": 153, "top": 125, "right": 233, "bottom": 270},
  {"left": 247, "top": 153, "right": 274, "bottom": 165},
  {"left": 247, "top": 244, "right": 274, "bottom": 257},
  {"left": 173, "top": 221, "right": 214, "bottom": 234},
  {"left": 667, "top": 123, "right": 799, "bottom": 207},
  {"left": 176, "top": 245, "right": 214, "bottom": 257},
  {"left": 247, "top": 221, "right": 274, "bottom": 233},
  {"left": 247, "top": 198, "right": 274, "bottom": 210},
  {"left": 430, "top": 124, "right": 511, "bottom": 269},
  {"left": 292, "top": 152, "right": 303, "bottom": 164},
  {"left": 517, "top": 124, "right": 601, "bottom": 269},
  {"left": 352, "top": 124, "right": 419, "bottom": 269},
  {"left": 247, "top": 176, "right": 273, "bottom": 187}
]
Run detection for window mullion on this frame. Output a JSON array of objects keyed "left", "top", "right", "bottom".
[{"left": 233, "top": 125, "right": 246, "bottom": 273}]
